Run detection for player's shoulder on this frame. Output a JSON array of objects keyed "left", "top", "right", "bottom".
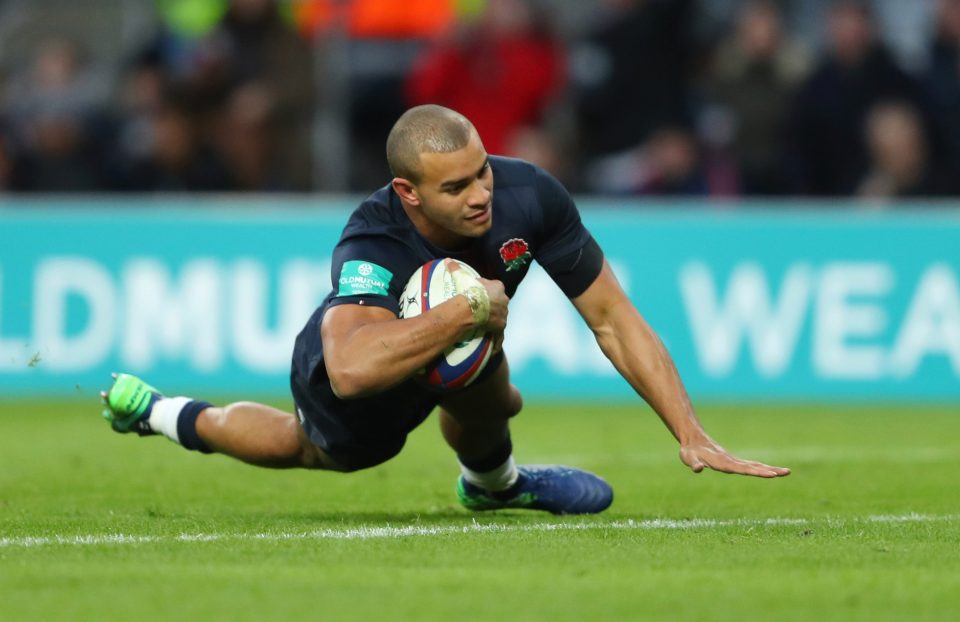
[
  {"left": 341, "top": 184, "right": 415, "bottom": 242},
  {"left": 489, "top": 155, "right": 540, "bottom": 188},
  {"left": 490, "top": 156, "right": 572, "bottom": 218},
  {"left": 345, "top": 185, "right": 397, "bottom": 228},
  {"left": 491, "top": 155, "right": 567, "bottom": 196}
]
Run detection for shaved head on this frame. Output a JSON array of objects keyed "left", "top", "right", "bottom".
[{"left": 386, "top": 105, "right": 475, "bottom": 183}]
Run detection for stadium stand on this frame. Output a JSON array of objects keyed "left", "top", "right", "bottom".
[{"left": 0, "top": 0, "right": 955, "bottom": 198}]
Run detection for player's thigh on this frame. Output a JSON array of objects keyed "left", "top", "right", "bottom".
[{"left": 439, "top": 354, "right": 522, "bottom": 424}]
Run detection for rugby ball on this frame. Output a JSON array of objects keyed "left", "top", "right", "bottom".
[{"left": 399, "top": 259, "right": 494, "bottom": 391}]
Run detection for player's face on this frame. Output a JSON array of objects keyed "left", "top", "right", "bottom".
[{"left": 414, "top": 131, "right": 494, "bottom": 245}]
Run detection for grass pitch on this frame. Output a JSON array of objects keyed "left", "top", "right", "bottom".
[{"left": 1, "top": 398, "right": 958, "bottom": 621}]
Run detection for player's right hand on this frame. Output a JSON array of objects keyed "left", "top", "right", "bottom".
[
  {"left": 478, "top": 277, "right": 508, "bottom": 351},
  {"left": 477, "top": 277, "right": 508, "bottom": 330},
  {"left": 445, "top": 259, "right": 508, "bottom": 348}
]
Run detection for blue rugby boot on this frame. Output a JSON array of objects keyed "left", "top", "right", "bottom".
[
  {"left": 100, "top": 373, "right": 162, "bottom": 435},
  {"left": 457, "top": 465, "right": 613, "bottom": 515}
]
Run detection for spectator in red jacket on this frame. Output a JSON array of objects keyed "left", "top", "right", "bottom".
[{"left": 405, "top": 0, "right": 565, "bottom": 157}]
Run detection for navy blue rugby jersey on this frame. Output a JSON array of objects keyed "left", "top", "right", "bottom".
[
  {"left": 326, "top": 155, "right": 601, "bottom": 316},
  {"left": 290, "top": 157, "right": 603, "bottom": 419}
]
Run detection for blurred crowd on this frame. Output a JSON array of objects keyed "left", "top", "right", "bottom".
[{"left": 0, "top": 0, "right": 958, "bottom": 200}]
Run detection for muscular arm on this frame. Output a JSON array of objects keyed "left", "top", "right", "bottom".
[
  {"left": 322, "top": 263, "right": 508, "bottom": 400},
  {"left": 572, "top": 261, "right": 790, "bottom": 478},
  {"left": 321, "top": 297, "right": 476, "bottom": 399}
]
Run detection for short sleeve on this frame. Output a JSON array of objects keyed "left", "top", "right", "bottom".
[
  {"left": 328, "top": 235, "right": 420, "bottom": 316},
  {"left": 533, "top": 167, "right": 593, "bottom": 265},
  {"left": 533, "top": 168, "right": 604, "bottom": 298}
]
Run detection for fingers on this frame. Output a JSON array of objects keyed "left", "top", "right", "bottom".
[
  {"left": 444, "top": 258, "right": 473, "bottom": 278},
  {"left": 711, "top": 458, "right": 790, "bottom": 478},
  {"left": 731, "top": 458, "right": 791, "bottom": 477},
  {"left": 444, "top": 260, "right": 508, "bottom": 337},
  {"left": 443, "top": 260, "right": 506, "bottom": 298},
  {"left": 477, "top": 279, "right": 508, "bottom": 333},
  {"left": 449, "top": 264, "right": 479, "bottom": 292},
  {"left": 764, "top": 467, "right": 790, "bottom": 477},
  {"left": 478, "top": 277, "right": 507, "bottom": 299},
  {"left": 682, "top": 446, "right": 791, "bottom": 478}
]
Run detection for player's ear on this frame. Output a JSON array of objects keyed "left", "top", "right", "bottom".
[{"left": 392, "top": 178, "right": 420, "bottom": 206}]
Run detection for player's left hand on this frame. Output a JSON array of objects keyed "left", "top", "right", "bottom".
[{"left": 679, "top": 438, "right": 791, "bottom": 478}]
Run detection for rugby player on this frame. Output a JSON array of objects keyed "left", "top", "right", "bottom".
[{"left": 102, "top": 105, "right": 789, "bottom": 514}]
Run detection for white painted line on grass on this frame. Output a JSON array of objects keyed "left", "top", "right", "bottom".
[{"left": 1, "top": 514, "right": 956, "bottom": 549}]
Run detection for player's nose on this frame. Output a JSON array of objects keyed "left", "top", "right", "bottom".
[{"left": 466, "top": 182, "right": 491, "bottom": 207}]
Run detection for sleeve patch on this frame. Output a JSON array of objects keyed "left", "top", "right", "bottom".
[{"left": 337, "top": 260, "right": 393, "bottom": 297}]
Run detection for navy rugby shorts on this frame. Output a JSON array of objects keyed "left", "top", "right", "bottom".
[{"left": 290, "top": 340, "right": 504, "bottom": 472}]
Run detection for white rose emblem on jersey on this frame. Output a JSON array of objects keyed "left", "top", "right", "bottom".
[{"left": 358, "top": 262, "right": 374, "bottom": 276}]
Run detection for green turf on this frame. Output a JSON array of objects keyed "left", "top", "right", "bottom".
[{"left": 1, "top": 398, "right": 958, "bottom": 621}]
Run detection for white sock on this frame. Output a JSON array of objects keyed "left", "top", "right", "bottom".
[
  {"left": 460, "top": 455, "right": 519, "bottom": 492},
  {"left": 147, "top": 397, "right": 191, "bottom": 445}
]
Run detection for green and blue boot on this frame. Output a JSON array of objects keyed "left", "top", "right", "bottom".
[
  {"left": 100, "top": 373, "right": 162, "bottom": 435},
  {"left": 457, "top": 465, "right": 613, "bottom": 515}
]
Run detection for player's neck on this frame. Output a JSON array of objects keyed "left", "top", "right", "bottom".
[{"left": 402, "top": 202, "right": 471, "bottom": 251}]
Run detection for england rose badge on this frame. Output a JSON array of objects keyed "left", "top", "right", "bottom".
[{"left": 499, "top": 238, "right": 532, "bottom": 272}]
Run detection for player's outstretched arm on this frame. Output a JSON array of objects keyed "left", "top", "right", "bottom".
[
  {"left": 322, "top": 267, "right": 508, "bottom": 400},
  {"left": 572, "top": 261, "right": 790, "bottom": 478}
]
